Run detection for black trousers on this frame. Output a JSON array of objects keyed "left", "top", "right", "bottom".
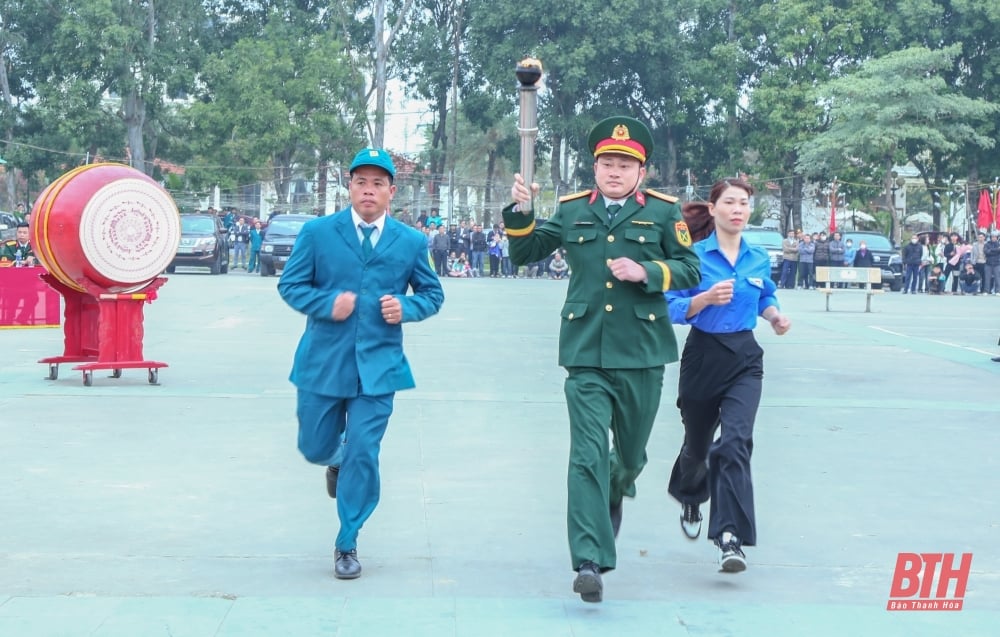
[
  {"left": 432, "top": 249, "right": 448, "bottom": 276},
  {"left": 668, "top": 327, "right": 763, "bottom": 545}
]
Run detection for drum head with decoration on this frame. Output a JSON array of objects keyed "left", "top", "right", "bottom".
[{"left": 79, "top": 177, "right": 181, "bottom": 286}]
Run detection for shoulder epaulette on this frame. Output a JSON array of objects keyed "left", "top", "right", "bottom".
[
  {"left": 645, "top": 189, "right": 678, "bottom": 203},
  {"left": 559, "top": 190, "right": 592, "bottom": 203},
  {"left": 3, "top": 239, "right": 16, "bottom": 246}
]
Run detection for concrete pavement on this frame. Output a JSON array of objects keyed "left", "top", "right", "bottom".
[{"left": 1, "top": 270, "right": 998, "bottom": 635}]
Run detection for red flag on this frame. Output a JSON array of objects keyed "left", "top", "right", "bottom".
[
  {"left": 977, "top": 189, "right": 994, "bottom": 229},
  {"left": 829, "top": 194, "right": 837, "bottom": 233},
  {"left": 994, "top": 189, "right": 1000, "bottom": 228}
]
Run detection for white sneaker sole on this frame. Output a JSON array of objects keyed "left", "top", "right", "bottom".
[{"left": 719, "top": 553, "right": 747, "bottom": 573}]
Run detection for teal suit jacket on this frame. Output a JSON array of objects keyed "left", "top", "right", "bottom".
[{"left": 278, "top": 210, "right": 444, "bottom": 397}]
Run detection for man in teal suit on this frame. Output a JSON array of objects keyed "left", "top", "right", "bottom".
[{"left": 279, "top": 148, "right": 444, "bottom": 580}]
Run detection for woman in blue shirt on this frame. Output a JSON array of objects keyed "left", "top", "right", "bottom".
[{"left": 666, "top": 179, "right": 791, "bottom": 574}]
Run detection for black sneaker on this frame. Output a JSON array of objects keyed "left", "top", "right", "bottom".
[
  {"left": 681, "top": 503, "right": 702, "bottom": 540},
  {"left": 717, "top": 536, "right": 746, "bottom": 573},
  {"left": 573, "top": 561, "right": 603, "bottom": 603}
]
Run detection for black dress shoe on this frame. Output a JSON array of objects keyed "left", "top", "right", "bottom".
[
  {"left": 326, "top": 466, "right": 339, "bottom": 499},
  {"left": 610, "top": 501, "right": 623, "bottom": 539},
  {"left": 334, "top": 549, "right": 361, "bottom": 579},
  {"left": 573, "top": 561, "right": 603, "bottom": 603}
]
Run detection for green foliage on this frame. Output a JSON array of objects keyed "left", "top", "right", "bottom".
[
  {"left": 2, "top": 0, "right": 1000, "bottom": 219},
  {"left": 796, "top": 45, "right": 997, "bottom": 174},
  {"left": 183, "top": 15, "right": 366, "bottom": 195}
]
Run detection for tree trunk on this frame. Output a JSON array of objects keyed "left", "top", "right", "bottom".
[
  {"left": 273, "top": 150, "right": 293, "bottom": 205},
  {"left": 317, "top": 159, "right": 328, "bottom": 215},
  {"left": 121, "top": 0, "right": 156, "bottom": 176},
  {"left": 371, "top": 0, "right": 416, "bottom": 148},
  {"left": 725, "top": 2, "right": 740, "bottom": 176},
  {"left": 484, "top": 148, "right": 496, "bottom": 225},
  {"left": 0, "top": 41, "right": 15, "bottom": 209},
  {"left": 884, "top": 157, "right": 899, "bottom": 245},
  {"left": 663, "top": 127, "right": 678, "bottom": 189},
  {"left": 373, "top": 0, "right": 387, "bottom": 147},
  {"left": 789, "top": 173, "right": 804, "bottom": 233},
  {"left": 123, "top": 87, "right": 148, "bottom": 174},
  {"left": 429, "top": 95, "right": 448, "bottom": 211},
  {"left": 549, "top": 132, "right": 563, "bottom": 195},
  {"left": 447, "top": 3, "right": 461, "bottom": 223}
]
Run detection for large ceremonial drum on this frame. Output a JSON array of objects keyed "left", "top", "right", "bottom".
[{"left": 31, "top": 163, "right": 181, "bottom": 293}]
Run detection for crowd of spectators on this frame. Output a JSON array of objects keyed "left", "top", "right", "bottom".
[
  {"left": 899, "top": 230, "right": 1000, "bottom": 295},
  {"left": 408, "top": 211, "right": 569, "bottom": 280},
  {"left": 778, "top": 226, "right": 1000, "bottom": 295},
  {"left": 779, "top": 229, "right": 872, "bottom": 290}
]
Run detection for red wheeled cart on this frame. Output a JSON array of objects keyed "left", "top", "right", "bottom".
[
  {"left": 28, "top": 162, "right": 181, "bottom": 386},
  {"left": 38, "top": 274, "right": 168, "bottom": 386}
]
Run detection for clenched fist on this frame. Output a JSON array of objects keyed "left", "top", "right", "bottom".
[
  {"left": 380, "top": 294, "right": 403, "bottom": 325},
  {"left": 704, "top": 279, "right": 735, "bottom": 306},
  {"left": 332, "top": 291, "right": 357, "bottom": 321}
]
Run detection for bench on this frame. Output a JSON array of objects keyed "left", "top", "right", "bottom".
[{"left": 814, "top": 267, "right": 883, "bottom": 312}]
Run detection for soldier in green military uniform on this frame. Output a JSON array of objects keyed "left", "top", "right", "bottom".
[
  {"left": 0, "top": 223, "right": 36, "bottom": 267},
  {"left": 504, "top": 116, "right": 701, "bottom": 602}
]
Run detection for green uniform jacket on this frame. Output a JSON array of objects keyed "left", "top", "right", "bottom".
[
  {"left": 0, "top": 240, "right": 33, "bottom": 263},
  {"left": 503, "top": 189, "right": 700, "bottom": 369}
]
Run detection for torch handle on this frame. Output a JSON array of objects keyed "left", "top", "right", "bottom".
[{"left": 518, "top": 86, "right": 539, "bottom": 202}]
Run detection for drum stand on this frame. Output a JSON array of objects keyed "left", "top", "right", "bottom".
[{"left": 37, "top": 274, "right": 168, "bottom": 386}]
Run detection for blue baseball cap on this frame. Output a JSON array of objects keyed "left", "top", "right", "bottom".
[{"left": 349, "top": 148, "right": 396, "bottom": 179}]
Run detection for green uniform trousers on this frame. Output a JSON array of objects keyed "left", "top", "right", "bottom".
[{"left": 565, "top": 365, "right": 665, "bottom": 571}]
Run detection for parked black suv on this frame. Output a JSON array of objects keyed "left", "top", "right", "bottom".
[
  {"left": 167, "top": 213, "right": 230, "bottom": 275},
  {"left": 742, "top": 228, "right": 783, "bottom": 282},
  {"left": 843, "top": 231, "right": 902, "bottom": 291},
  {"left": 259, "top": 214, "right": 316, "bottom": 276}
]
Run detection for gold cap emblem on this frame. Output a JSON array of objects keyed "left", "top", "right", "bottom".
[{"left": 612, "top": 124, "right": 630, "bottom": 141}]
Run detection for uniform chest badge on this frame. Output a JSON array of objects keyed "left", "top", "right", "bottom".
[{"left": 674, "top": 221, "right": 692, "bottom": 247}]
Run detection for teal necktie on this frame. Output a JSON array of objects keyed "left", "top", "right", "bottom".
[
  {"left": 606, "top": 203, "right": 622, "bottom": 223},
  {"left": 360, "top": 225, "right": 375, "bottom": 258}
]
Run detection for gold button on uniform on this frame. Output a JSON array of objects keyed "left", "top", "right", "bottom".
[
  {"left": 568, "top": 313, "right": 575, "bottom": 320},
  {"left": 606, "top": 258, "right": 613, "bottom": 266},
  {"left": 648, "top": 313, "right": 656, "bottom": 320},
  {"left": 639, "top": 236, "right": 646, "bottom": 243},
  {"left": 607, "top": 235, "right": 615, "bottom": 243},
  {"left": 578, "top": 236, "right": 584, "bottom": 243},
  {"left": 606, "top": 281, "right": 613, "bottom": 289},
  {"left": 605, "top": 304, "right": 613, "bottom": 312}
]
